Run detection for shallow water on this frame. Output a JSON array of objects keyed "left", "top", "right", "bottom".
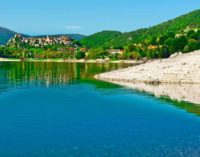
[{"left": 0, "top": 62, "right": 200, "bottom": 157}]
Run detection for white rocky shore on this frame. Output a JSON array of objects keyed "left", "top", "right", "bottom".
[
  {"left": 0, "top": 58, "right": 20, "bottom": 62},
  {"left": 95, "top": 50, "right": 200, "bottom": 105}
]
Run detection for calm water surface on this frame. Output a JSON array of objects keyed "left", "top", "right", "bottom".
[{"left": 0, "top": 62, "right": 200, "bottom": 157}]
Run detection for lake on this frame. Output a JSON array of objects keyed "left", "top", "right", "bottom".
[{"left": 0, "top": 62, "right": 200, "bottom": 157}]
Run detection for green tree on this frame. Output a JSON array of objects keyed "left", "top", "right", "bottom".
[
  {"left": 164, "top": 38, "right": 176, "bottom": 53},
  {"left": 166, "top": 32, "right": 175, "bottom": 38},
  {"left": 175, "top": 36, "right": 188, "bottom": 51},
  {"left": 144, "top": 36, "right": 157, "bottom": 45},
  {"left": 158, "top": 35, "right": 168, "bottom": 45},
  {"left": 125, "top": 44, "right": 136, "bottom": 52},
  {"left": 187, "top": 30, "right": 198, "bottom": 40},
  {"left": 184, "top": 39, "right": 200, "bottom": 52},
  {"left": 75, "top": 51, "right": 85, "bottom": 59},
  {"left": 196, "top": 30, "right": 200, "bottom": 40}
]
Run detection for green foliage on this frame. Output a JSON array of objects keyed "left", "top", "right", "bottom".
[
  {"left": 87, "top": 48, "right": 108, "bottom": 59},
  {"left": 197, "top": 30, "right": 200, "bottom": 40},
  {"left": 175, "top": 36, "right": 188, "bottom": 51},
  {"left": 0, "top": 41, "right": 79, "bottom": 59},
  {"left": 184, "top": 39, "right": 200, "bottom": 52},
  {"left": 186, "top": 30, "right": 200, "bottom": 40},
  {"left": 166, "top": 32, "right": 175, "bottom": 38},
  {"left": 75, "top": 51, "right": 85, "bottom": 59},
  {"left": 80, "top": 31, "right": 123, "bottom": 49},
  {"left": 147, "top": 49, "right": 159, "bottom": 59},
  {"left": 158, "top": 35, "right": 168, "bottom": 45},
  {"left": 146, "top": 36, "right": 157, "bottom": 45},
  {"left": 164, "top": 36, "right": 188, "bottom": 54}
]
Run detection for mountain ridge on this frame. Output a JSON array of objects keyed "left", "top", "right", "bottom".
[
  {"left": 0, "top": 27, "right": 86, "bottom": 45},
  {"left": 33, "top": 34, "right": 86, "bottom": 41},
  {"left": 81, "top": 9, "right": 200, "bottom": 48},
  {"left": 0, "top": 26, "right": 17, "bottom": 45}
]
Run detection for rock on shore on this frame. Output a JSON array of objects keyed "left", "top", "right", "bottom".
[
  {"left": 95, "top": 50, "right": 200, "bottom": 105},
  {"left": 96, "top": 50, "right": 200, "bottom": 84}
]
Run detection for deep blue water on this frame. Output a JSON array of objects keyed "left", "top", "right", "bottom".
[{"left": 0, "top": 62, "right": 200, "bottom": 157}]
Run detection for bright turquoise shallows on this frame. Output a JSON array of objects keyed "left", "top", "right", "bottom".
[{"left": 0, "top": 62, "right": 200, "bottom": 157}]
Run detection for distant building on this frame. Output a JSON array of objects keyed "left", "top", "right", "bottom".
[
  {"left": 80, "top": 48, "right": 87, "bottom": 52},
  {"left": 108, "top": 49, "right": 124, "bottom": 55},
  {"left": 147, "top": 45, "right": 159, "bottom": 50}
]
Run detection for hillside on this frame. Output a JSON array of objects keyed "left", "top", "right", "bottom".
[
  {"left": 81, "top": 9, "right": 200, "bottom": 48},
  {"left": 126, "top": 9, "right": 200, "bottom": 43},
  {"left": 0, "top": 26, "right": 17, "bottom": 45},
  {"left": 80, "top": 31, "right": 124, "bottom": 48}
]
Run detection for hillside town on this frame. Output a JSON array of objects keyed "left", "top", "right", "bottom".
[{"left": 7, "top": 34, "right": 74, "bottom": 47}]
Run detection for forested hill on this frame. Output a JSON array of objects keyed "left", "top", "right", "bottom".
[
  {"left": 80, "top": 31, "right": 124, "bottom": 48},
  {"left": 81, "top": 9, "right": 200, "bottom": 48}
]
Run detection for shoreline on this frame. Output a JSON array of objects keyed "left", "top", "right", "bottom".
[
  {"left": 95, "top": 50, "right": 200, "bottom": 105},
  {"left": 0, "top": 58, "right": 20, "bottom": 62},
  {"left": 0, "top": 58, "right": 145, "bottom": 64},
  {"left": 96, "top": 79, "right": 200, "bottom": 105}
]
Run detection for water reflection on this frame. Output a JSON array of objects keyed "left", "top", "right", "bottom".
[
  {"left": 1, "top": 62, "right": 200, "bottom": 117},
  {"left": 1, "top": 62, "right": 200, "bottom": 157},
  {"left": 0, "top": 62, "right": 129, "bottom": 88},
  {"left": 110, "top": 81, "right": 200, "bottom": 114},
  {"left": 161, "top": 97, "right": 200, "bottom": 117}
]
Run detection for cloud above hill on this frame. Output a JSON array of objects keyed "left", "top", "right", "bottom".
[{"left": 64, "top": 25, "right": 81, "bottom": 30}]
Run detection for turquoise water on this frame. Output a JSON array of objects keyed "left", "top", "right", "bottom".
[{"left": 0, "top": 62, "right": 200, "bottom": 157}]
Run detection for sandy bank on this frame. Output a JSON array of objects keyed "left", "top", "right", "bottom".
[
  {"left": 0, "top": 58, "right": 144, "bottom": 64},
  {"left": 0, "top": 58, "right": 20, "bottom": 62},
  {"left": 95, "top": 50, "right": 200, "bottom": 104}
]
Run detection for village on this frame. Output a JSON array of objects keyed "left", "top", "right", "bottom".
[{"left": 8, "top": 34, "right": 74, "bottom": 47}]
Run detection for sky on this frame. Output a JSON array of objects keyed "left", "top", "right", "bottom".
[{"left": 0, "top": 0, "right": 200, "bottom": 35}]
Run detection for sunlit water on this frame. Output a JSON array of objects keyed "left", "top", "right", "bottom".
[{"left": 0, "top": 62, "right": 200, "bottom": 157}]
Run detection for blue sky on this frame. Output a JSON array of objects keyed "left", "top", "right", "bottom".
[{"left": 0, "top": 0, "right": 200, "bottom": 35}]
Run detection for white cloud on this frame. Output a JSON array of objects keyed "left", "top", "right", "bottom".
[{"left": 64, "top": 25, "right": 81, "bottom": 29}]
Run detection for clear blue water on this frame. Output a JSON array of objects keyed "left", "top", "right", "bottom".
[{"left": 0, "top": 62, "right": 200, "bottom": 157}]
